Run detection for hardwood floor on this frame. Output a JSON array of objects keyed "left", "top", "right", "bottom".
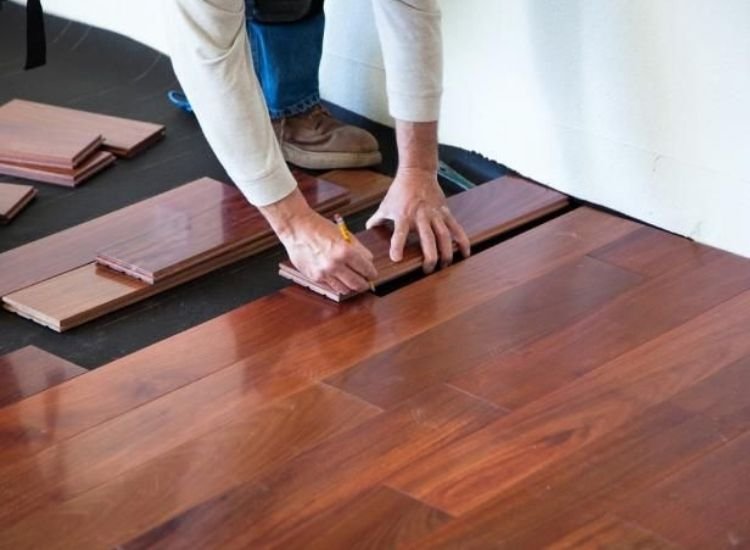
[{"left": 0, "top": 206, "right": 747, "bottom": 548}]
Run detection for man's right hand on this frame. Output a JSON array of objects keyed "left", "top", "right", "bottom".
[{"left": 261, "top": 189, "right": 377, "bottom": 294}]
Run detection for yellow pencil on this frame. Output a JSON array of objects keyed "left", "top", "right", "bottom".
[{"left": 334, "top": 213, "right": 375, "bottom": 292}]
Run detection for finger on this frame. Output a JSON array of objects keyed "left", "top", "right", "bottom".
[
  {"left": 431, "top": 215, "right": 454, "bottom": 268},
  {"left": 389, "top": 219, "right": 410, "bottom": 262},
  {"left": 442, "top": 207, "right": 471, "bottom": 258},
  {"left": 366, "top": 209, "right": 387, "bottom": 230},
  {"left": 334, "top": 265, "right": 370, "bottom": 293},
  {"left": 352, "top": 237, "right": 375, "bottom": 262},
  {"left": 324, "top": 275, "right": 350, "bottom": 296},
  {"left": 416, "top": 210, "right": 439, "bottom": 274},
  {"left": 346, "top": 247, "right": 378, "bottom": 280}
]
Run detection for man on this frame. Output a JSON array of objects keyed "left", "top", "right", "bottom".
[{"left": 166, "top": 0, "right": 470, "bottom": 295}]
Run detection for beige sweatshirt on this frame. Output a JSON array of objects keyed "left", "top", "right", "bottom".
[{"left": 165, "top": 0, "right": 442, "bottom": 206}]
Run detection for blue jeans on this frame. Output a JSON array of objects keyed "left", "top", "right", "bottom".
[{"left": 247, "top": 12, "right": 325, "bottom": 119}]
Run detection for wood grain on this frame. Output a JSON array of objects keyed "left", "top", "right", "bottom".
[
  {"left": 0, "top": 208, "right": 640, "bottom": 466},
  {"left": 320, "top": 168, "right": 392, "bottom": 217},
  {"left": 546, "top": 515, "right": 678, "bottom": 549},
  {"left": 279, "top": 175, "right": 569, "bottom": 300},
  {"left": 0, "top": 117, "right": 102, "bottom": 168},
  {"left": 450, "top": 250, "right": 750, "bottom": 410},
  {"left": 0, "top": 150, "right": 115, "bottom": 187},
  {"left": 96, "top": 172, "right": 349, "bottom": 284},
  {"left": 325, "top": 256, "right": 642, "bottom": 409},
  {"left": 0, "top": 182, "right": 36, "bottom": 223},
  {"left": 0, "top": 99, "right": 165, "bottom": 158},
  {"left": 388, "top": 289, "right": 750, "bottom": 516},
  {"left": 0, "top": 346, "right": 85, "bottom": 408}
]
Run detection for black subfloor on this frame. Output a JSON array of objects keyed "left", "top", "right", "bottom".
[{"left": 0, "top": 4, "right": 509, "bottom": 368}]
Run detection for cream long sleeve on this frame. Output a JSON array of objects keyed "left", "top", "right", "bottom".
[{"left": 165, "top": 0, "right": 442, "bottom": 206}]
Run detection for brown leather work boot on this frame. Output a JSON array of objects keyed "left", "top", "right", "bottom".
[{"left": 272, "top": 105, "right": 382, "bottom": 170}]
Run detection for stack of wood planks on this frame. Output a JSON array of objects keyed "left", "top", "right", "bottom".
[
  {"left": 0, "top": 99, "right": 165, "bottom": 186},
  {"left": 280, "top": 175, "right": 569, "bottom": 301},
  {"left": 0, "top": 182, "right": 36, "bottom": 223},
  {"left": 0, "top": 170, "right": 393, "bottom": 331}
]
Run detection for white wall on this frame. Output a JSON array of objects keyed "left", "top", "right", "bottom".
[{"left": 28, "top": 0, "right": 750, "bottom": 257}]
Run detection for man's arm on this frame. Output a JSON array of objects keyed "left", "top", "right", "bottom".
[
  {"left": 370, "top": 0, "right": 470, "bottom": 271},
  {"left": 165, "top": 0, "right": 375, "bottom": 292}
]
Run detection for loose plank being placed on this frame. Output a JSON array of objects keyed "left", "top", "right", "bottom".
[
  {"left": 0, "top": 99, "right": 165, "bottom": 158},
  {"left": 279, "top": 175, "right": 569, "bottom": 301},
  {"left": 96, "top": 172, "right": 349, "bottom": 284}
]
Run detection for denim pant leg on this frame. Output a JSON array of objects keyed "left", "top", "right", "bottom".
[{"left": 247, "top": 12, "right": 325, "bottom": 120}]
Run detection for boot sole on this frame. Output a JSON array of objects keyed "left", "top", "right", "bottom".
[{"left": 282, "top": 144, "right": 382, "bottom": 170}]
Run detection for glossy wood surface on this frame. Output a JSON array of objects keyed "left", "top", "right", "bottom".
[
  {"left": 0, "top": 182, "right": 36, "bottom": 223},
  {"left": 280, "top": 175, "right": 569, "bottom": 300},
  {"left": 8, "top": 207, "right": 750, "bottom": 548},
  {"left": 0, "top": 346, "right": 85, "bottom": 408},
  {"left": 0, "top": 150, "right": 115, "bottom": 187},
  {"left": 0, "top": 99, "right": 165, "bottom": 157},
  {"left": 96, "top": 173, "right": 349, "bottom": 284},
  {"left": 320, "top": 168, "right": 392, "bottom": 217}
]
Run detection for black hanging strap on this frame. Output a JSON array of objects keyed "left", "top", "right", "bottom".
[{"left": 25, "top": 0, "right": 46, "bottom": 70}]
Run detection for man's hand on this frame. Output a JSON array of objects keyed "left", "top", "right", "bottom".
[
  {"left": 366, "top": 120, "right": 470, "bottom": 273},
  {"left": 261, "top": 188, "right": 377, "bottom": 294}
]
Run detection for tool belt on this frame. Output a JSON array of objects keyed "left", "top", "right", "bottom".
[{"left": 246, "top": 0, "right": 324, "bottom": 23}]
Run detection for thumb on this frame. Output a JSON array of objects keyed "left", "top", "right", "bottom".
[{"left": 366, "top": 209, "right": 387, "bottom": 230}]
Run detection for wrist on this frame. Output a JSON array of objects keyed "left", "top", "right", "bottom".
[{"left": 259, "top": 188, "right": 314, "bottom": 239}]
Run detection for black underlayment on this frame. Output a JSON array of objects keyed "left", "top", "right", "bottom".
[{"left": 0, "top": 4, "right": 508, "bottom": 368}]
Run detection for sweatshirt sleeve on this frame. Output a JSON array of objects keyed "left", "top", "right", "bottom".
[
  {"left": 164, "top": 0, "right": 297, "bottom": 206},
  {"left": 372, "top": 0, "right": 443, "bottom": 122}
]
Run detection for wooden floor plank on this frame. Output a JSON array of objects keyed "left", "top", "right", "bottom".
[
  {"left": 388, "top": 290, "right": 750, "bottom": 516},
  {"left": 0, "top": 346, "right": 86, "bottom": 408},
  {"left": 321, "top": 169, "right": 393, "bottom": 217},
  {"left": 96, "top": 172, "right": 349, "bottom": 284},
  {"left": 450, "top": 251, "right": 750, "bottom": 410},
  {"left": 129, "top": 486, "right": 451, "bottom": 550},
  {"left": 0, "top": 182, "right": 36, "bottom": 223},
  {"left": 0, "top": 208, "right": 640, "bottom": 466},
  {"left": 546, "top": 515, "right": 678, "bottom": 549},
  {"left": 0, "top": 99, "right": 165, "bottom": 158},
  {"left": 0, "top": 150, "right": 116, "bottom": 187},
  {"left": 280, "top": 175, "right": 570, "bottom": 300},
  {"left": 589, "top": 225, "right": 720, "bottom": 277},
  {"left": 64, "top": 385, "right": 500, "bottom": 550},
  {"left": 325, "top": 256, "right": 642, "bottom": 409},
  {"left": 618, "top": 428, "right": 750, "bottom": 549},
  {"left": 0, "top": 383, "right": 380, "bottom": 549}
]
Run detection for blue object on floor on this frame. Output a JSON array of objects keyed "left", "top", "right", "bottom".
[{"left": 167, "top": 90, "right": 193, "bottom": 113}]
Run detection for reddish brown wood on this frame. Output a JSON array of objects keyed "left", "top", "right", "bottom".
[
  {"left": 325, "top": 256, "right": 642, "bottom": 409},
  {"left": 546, "top": 515, "right": 678, "bottom": 549},
  {"left": 0, "top": 208, "right": 639, "bottom": 466},
  {"left": 279, "top": 175, "right": 569, "bottom": 300},
  {"left": 0, "top": 118, "right": 102, "bottom": 169},
  {"left": 0, "top": 381, "right": 379, "bottom": 532},
  {"left": 96, "top": 173, "right": 349, "bottom": 284},
  {"left": 388, "top": 290, "right": 750, "bottom": 516},
  {"left": 0, "top": 182, "right": 36, "bottom": 223},
  {"left": 0, "top": 99, "right": 165, "bottom": 158},
  {"left": 320, "top": 169, "right": 392, "bottom": 216},
  {"left": 449, "top": 251, "right": 750, "bottom": 410},
  {"left": 0, "top": 150, "right": 116, "bottom": 187},
  {"left": 0, "top": 346, "right": 85, "bottom": 408}
]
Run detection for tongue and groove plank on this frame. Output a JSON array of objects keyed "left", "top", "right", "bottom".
[
  {"left": 95, "top": 172, "right": 348, "bottom": 284},
  {"left": 0, "top": 150, "right": 116, "bottom": 187},
  {"left": 279, "top": 175, "right": 570, "bottom": 301},
  {"left": 0, "top": 99, "right": 165, "bottom": 158},
  {"left": 0, "top": 346, "right": 86, "bottom": 408},
  {"left": 0, "top": 173, "right": 344, "bottom": 297},
  {"left": 386, "top": 290, "right": 750, "bottom": 518},
  {"left": 0, "top": 209, "right": 641, "bottom": 466}
]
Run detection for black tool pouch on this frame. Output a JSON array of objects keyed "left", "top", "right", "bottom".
[{"left": 246, "top": 0, "right": 323, "bottom": 23}]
